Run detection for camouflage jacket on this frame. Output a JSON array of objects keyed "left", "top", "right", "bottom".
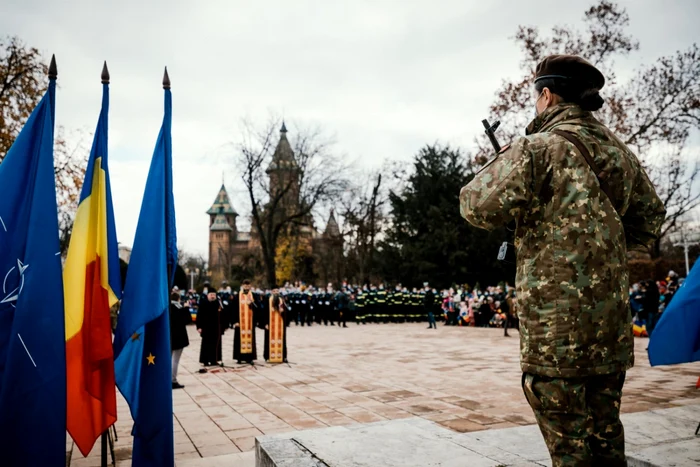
[{"left": 460, "top": 103, "right": 665, "bottom": 377}]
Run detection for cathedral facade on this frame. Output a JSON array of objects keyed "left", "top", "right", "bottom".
[{"left": 207, "top": 124, "right": 343, "bottom": 286}]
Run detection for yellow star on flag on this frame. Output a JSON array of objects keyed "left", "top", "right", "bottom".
[
  {"left": 131, "top": 332, "right": 141, "bottom": 341},
  {"left": 146, "top": 353, "right": 156, "bottom": 365}
]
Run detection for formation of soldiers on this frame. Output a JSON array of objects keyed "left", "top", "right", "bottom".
[
  {"left": 184, "top": 282, "right": 445, "bottom": 327},
  {"left": 284, "top": 283, "right": 440, "bottom": 326}
]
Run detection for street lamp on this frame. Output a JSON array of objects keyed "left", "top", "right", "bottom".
[
  {"left": 669, "top": 230, "right": 700, "bottom": 275},
  {"left": 185, "top": 268, "right": 199, "bottom": 291}
]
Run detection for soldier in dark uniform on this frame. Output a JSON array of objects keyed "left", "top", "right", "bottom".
[
  {"left": 376, "top": 283, "right": 388, "bottom": 323},
  {"left": 335, "top": 287, "right": 349, "bottom": 327},
  {"left": 355, "top": 287, "right": 366, "bottom": 324},
  {"left": 291, "top": 289, "right": 301, "bottom": 325},
  {"left": 322, "top": 286, "right": 335, "bottom": 326},
  {"left": 366, "top": 285, "right": 377, "bottom": 323},
  {"left": 311, "top": 289, "right": 321, "bottom": 325},
  {"left": 417, "top": 286, "right": 427, "bottom": 323},
  {"left": 301, "top": 286, "right": 313, "bottom": 326},
  {"left": 460, "top": 55, "right": 665, "bottom": 466},
  {"left": 400, "top": 287, "right": 409, "bottom": 323}
]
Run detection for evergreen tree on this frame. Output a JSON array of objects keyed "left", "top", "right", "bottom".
[{"left": 378, "top": 145, "right": 514, "bottom": 289}]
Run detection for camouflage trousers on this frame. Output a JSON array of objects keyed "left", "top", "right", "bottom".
[{"left": 522, "top": 372, "right": 627, "bottom": 467}]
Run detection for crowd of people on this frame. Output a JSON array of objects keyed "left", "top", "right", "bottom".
[
  {"left": 629, "top": 270, "right": 683, "bottom": 338},
  {"left": 165, "top": 270, "right": 684, "bottom": 390},
  {"left": 177, "top": 281, "right": 519, "bottom": 334},
  {"left": 173, "top": 271, "right": 684, "bottom": 335}
]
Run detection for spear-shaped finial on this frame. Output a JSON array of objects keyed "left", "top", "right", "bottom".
[
  {"left": 101, "top": 61, "right": 110, "bottom": 84},
  {"left": 162, "top": 66, "right": 170, "bottom": 89},
  {"left": 48, "top": 54, "right": 57, "bottom": 80}
]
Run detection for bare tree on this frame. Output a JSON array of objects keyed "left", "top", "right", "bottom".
[
  {"left": 646, "top": 146, "right": 700, "bottom": 257},
  {"left": 55, "top": 127, "right": 88, "bottom": 255},
  {"left": 178, "top": 249, "right": 208, "bottom": 289},
  {"left": 341, "top": 172, "right": 385, "bottom": 283},
  {"left": 477, "top": 1, "right": 700, "bottom": 256},
  {"left": 237, "top": 117, "right": 348, "bottom": 288}
]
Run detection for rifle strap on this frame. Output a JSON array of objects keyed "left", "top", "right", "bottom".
[{"left": 551, "top": 129, "right": 612, "bottom": 202}]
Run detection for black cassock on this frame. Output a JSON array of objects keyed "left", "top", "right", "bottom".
[
  {"left": 263, "top": 295, "right": 288, "bottom": 362},
  {"left": 232, "top": 292, "right": 260, "bottom": 363},
  {"left": 197, "top": 297, "right": 225, "bottom": 365}
]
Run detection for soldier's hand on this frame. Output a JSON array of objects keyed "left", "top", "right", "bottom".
[
  {"left": 265, "top": 325, "right": 269, "bottom": 330},
  {"left": 197, "top": 328, "right": 202, "bottom": 334},
  {"left": 234, "top": 323, "right": 239, "bottom": 328}
]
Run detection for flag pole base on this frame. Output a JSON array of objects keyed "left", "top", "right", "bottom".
[{"left": 100, "top": 428, "right": 116, "bottom": 467}]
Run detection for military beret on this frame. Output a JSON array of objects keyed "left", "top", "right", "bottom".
[{"left": 535, "top": 54, "right": 605, "bottom": 89}]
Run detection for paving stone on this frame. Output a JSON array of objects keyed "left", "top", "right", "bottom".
[
  {"left": 63, "top": 324, "right": 699, "bottom": 465},
  {"left": 233, "top": 436, "right": 257, "bottom": 452},
  {"left": 225, "top": 427, "right": 264, "bottom": 440},
  {"left": 439, "top": 417, "right": 487, "bottom": 433},
  {"left": 197, "top": 443, "right": 242, "bottom": 457}
]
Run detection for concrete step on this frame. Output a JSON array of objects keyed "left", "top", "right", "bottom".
[{"left": 256, "top": 404, "right": 700, "bottom": 467}]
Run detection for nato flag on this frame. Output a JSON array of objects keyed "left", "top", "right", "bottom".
[
  {"left": 649, "top": 261, "right": 700, "bottom": 366},
  {"left": 0, "top": 75, "right": 66, "bottom": 463},
  {"left": 113, "top": 73, "right": 177, "bottom": 466}
]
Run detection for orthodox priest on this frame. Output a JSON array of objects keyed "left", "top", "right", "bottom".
[
  {"left": 233, "top": 280, "right": 258, "bottom": 364},
  {"left": 197, "top": 290, "right": 225, "bottom": 367},
  {"left": 264, "top": 288, "right": 288, "bottom": 363}
]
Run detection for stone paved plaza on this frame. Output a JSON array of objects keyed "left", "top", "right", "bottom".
[{"left": 66, "top": 323, "right": 700, "bottom": 466}]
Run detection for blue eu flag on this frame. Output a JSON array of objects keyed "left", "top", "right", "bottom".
[
  {"left": 649, "top": 261, "right": 700, "bottom": 366},
  {"left": 0, "top": 66, "right": 66, "bottom": 465},
  {"left": 113, "top": 70, "right": 177, "bottom": 466}
]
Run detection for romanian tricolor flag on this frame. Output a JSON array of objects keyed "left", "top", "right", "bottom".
[{"left": 63, "top": 66, "right": 122, "bottom": 456}]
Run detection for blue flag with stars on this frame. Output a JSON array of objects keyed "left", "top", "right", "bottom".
[
  {"left": 0, "top": 73, "right": 66, "bottom": 465},
  {"left": 113, "top": 78, "right": 177, "bottom": 466}
]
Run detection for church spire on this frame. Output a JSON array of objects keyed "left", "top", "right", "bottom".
[
  {"left": 267, "top": 120, "right": 297, "bottom": 173},
  {"left": 206, "top": 185, "right": 238, "bottom": 216},
  {"left": 324, "top": 209, "right": 341, "bottom": 237}
]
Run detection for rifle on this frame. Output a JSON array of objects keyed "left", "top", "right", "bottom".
[
  {"left": 481, "top": 119, "right": 515, "bottom": 263},
  {"left": 482, "top": 119, "right": 501, "bottom": 154}
]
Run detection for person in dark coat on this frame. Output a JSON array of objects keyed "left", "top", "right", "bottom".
[
  {"left": 423, "top": 283, "right": 436, "bottom": 329},
  {"left": 643, "top": 279, "right": 661, "bottom": 337},
  {"left": 196, "top": 290, "right": 225, "bottom": 367},
  {"left": 335, "top": 288, "right": 349, "bottom": 328},
  {"left": 170, "top": 292, "right": 191, "bottom": 389}
]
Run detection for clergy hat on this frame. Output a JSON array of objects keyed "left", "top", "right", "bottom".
[{"left": 535, "top": 55, "right": 605, "bottom": 90}]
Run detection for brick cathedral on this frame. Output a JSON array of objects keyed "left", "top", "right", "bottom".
[{"left": 207, "top": 124, "right": 343, "bottom": 286}]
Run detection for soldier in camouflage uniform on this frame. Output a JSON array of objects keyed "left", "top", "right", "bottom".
[{"left": 460, "top": 55, "right": 665, "bottom": 467}]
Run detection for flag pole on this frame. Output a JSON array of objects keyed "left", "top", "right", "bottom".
[
  {"left": 101, "top": 434, "right": 107, "bottom": 467},
  {"left": 99, "top": 59, "right": 112, "bottom": 467}
]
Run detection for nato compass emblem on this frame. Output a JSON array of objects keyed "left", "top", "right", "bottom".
[
  {"left": 1, "top": 259, "right": 29, "bottom": 308},
  {"left": 0, "top": 216, "right": 29, "bottom": 308}
]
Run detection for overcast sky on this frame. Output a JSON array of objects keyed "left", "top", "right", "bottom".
[{"left": 1, "top": 0, "right": 698, "bottom": 258}]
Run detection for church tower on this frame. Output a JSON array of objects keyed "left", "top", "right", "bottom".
[
  {"left": 207, "top": 184, "right": 238, "bottom": 286},
  {"left": 266, "top": 122, "right": 300, "bottom": 216},
  {"left": 316, "top": 209, "right": 345, "bottom": 285}
]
